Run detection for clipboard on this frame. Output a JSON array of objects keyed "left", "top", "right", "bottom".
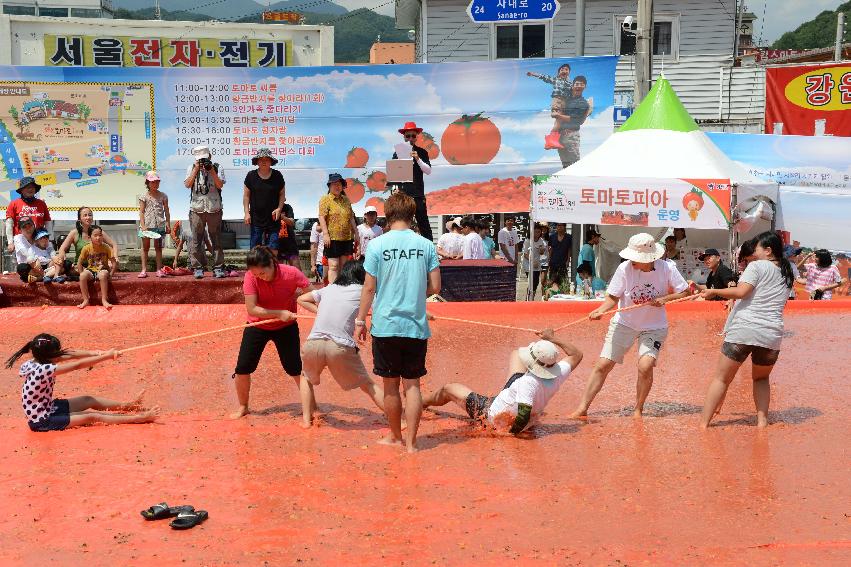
[{"left": 386, "top": 159, "right": 414, "bottom": 183}]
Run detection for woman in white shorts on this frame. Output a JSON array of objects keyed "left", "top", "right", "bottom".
[
  {"left": 569, "top": 233, "right": 693, "bottom": 419},
  {"left": 296, "top": 258, "right": 385, "bottom": 428}
]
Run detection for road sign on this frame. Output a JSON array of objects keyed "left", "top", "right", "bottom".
[{"left": 467, "top": 0, "right": 560, "bottom": 23}]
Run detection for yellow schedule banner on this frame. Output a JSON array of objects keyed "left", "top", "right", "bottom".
[{"left": 44, "top": 35, "right": 293, "bottom": 68}]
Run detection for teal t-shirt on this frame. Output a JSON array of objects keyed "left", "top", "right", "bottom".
[
  {"left": 579, "top": 243, "right": 596, "bottom": 274},
  {"left": 575, "top": 274, "right": 607, "bottom": 293},
  {"left": 482, "top": 236, "right": 495, "bottom": 259},
  {"left": 364, "top": 228, "right": 439, "bottom": 339}
]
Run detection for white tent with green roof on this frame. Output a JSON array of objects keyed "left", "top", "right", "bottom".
[{"left": 532, "top": 77, "right": 778, "bottom": 283}]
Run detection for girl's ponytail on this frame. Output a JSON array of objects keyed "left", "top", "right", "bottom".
[{"left": 5, "top": 342, "right": 33, "bottom": 369}]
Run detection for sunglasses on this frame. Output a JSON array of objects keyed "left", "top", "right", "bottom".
[{"left": 403, "top": 133, "right": 418, "bottom": 139}]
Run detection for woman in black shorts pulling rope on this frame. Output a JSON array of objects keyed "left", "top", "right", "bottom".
[{"left": 699, "top": 232, "right": 795, "bottom": 428}]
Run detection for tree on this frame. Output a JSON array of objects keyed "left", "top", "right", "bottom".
[
  {"left": 78, "top": 103, "right": 92, "bottom": 121},
  {"left": 773, "top": 1, "right": 851, "bottom": 50}
]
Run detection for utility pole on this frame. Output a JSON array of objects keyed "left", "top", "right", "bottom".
[
  {"left": 733, "top": 0, "right": 744, "bottom": 59},
  {"left": 836, "top": 12, "right": 846, "bottom": 62},
  {"left": 154, "top": 0, "right": 162, "bottom": 20},
  {"left": 634, "top": 0, "right": 654, "bottom": 104},
  {"left": 576, "top": 0, "right": 586, "bottom": 56}
]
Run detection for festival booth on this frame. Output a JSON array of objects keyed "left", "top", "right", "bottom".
[{"left": 532, "top": 77, "right": 779, "bottom": 287}]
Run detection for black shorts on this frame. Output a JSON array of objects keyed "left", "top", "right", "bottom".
[
  {"left": 721, "top": 342, "right": 781, "bottom": 366},
  {"left": 277, "top": 236, "right": 299, "bottom": 258},
  {"left": 28, "top": 399, "right": 71, "bottom": 432},
  {"left": 234, "top": 324, "right": 302, "bottom": 376},
  {"left": 326, "top": 239, "right": 354, "bottom": 259},
  {"left": 371, "top": 336, "right": 428, "bottom": 379},
  {"left": 465, "top": 392, "right": 493, "bottom": 421}
]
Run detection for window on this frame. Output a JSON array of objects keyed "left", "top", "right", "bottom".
[
  {"left": 615, "top": 15, "right": 679, "bottom": 59},
  {"left": 39, "top": 7, "right": 70, "bottom": 17},
  {"left": 494, "top": 23, "right": 548, "bottom": 59},
  {"left": 70, "top": 8, "right": 103, "bottom": 18},
  {"left": 3, "top": 5, "right": 37, "bottom": 15}
]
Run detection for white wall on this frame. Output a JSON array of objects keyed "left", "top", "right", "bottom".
[
  {"left": 0, "top": 14, "right": 334, "bottom": 67},
  {"left": 416, "top": 0, "right": 761, "bottom": 128}
]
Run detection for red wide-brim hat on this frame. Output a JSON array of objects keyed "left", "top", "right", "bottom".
[{"left": 398, "top": 121, "right": 423, "bottom": 134}]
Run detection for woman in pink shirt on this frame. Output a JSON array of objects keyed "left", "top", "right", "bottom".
[
  {"left": 231, "top": 245, "right": 310, "bottom": 419},
  {"left": 798, "top": 249, "right": 845, "bottom": 300}
]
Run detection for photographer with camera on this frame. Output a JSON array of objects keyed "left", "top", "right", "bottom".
[{"left": 184, "top": 145, "right": 227, "bottom": 279}]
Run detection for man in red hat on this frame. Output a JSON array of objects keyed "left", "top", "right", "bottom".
[{"left": 391, "top": 121, "right": 433, "bottom": 242}]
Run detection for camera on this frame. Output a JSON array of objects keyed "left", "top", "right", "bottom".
[
  {"left": 622, "top": 16, "right": 636, "bottom": 31},
  {"left": 198, "top": 157, "right": 213, "bottom": 170}
]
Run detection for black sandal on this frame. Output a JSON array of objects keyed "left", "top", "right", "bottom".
[
  {"left": 169, "top": 509, "right": 208, "bottom": 530},
  {"left": 140, "top": 503, "right": 195, "bottom": 521}
]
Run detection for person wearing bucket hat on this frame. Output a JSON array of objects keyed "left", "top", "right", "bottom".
[
  {"left": 318, "top": 173, "right": 357, "bottom": 283},
  {"left": 389, "top": 121, "right": 433, "bottom": 242},
  {"left": 244, "top": 148, "right": 286, "bottom": 263},
  {"left": 6, "top": 176, "right": 52, "bottom": 253},
  {"left": 568, "top": 233, "right": 694, "bottom": 419},
  {"left": 184, "top": 145, "right": 226, "bottom": 279},
  {"left": 423, "top": 329, "right": 582, "bottom": 434}
]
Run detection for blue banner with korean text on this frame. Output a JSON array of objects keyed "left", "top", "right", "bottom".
[{"left": 0, "top": 57, "right": 616, "bottom": 220}]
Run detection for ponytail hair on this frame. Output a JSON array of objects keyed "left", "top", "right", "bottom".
[
  {"left": 6, "top": 333, "right": 66, "bottom": 368},
  {"left": 754, "top": 231, "right": 794, "bottom": 289},
  {"left": 246, "top": 245, "right": 278, "bottom": 272}
]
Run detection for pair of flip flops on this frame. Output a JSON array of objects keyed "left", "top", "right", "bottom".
[{"left": 140, "top": 503, "right": 208, "bottom": 530}]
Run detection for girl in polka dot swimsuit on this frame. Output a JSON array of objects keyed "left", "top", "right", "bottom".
[{"left": 6, "top": 334, "right": 159, "bottom": 432}]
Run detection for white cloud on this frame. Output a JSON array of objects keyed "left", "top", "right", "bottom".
[
  {"left": 256, "top": 71, "right": 459, "bottom": 115},
  {"left": 156, "top": 125, "right": 176, "bottom": 142}
]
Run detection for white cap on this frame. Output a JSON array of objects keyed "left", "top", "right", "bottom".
[
  {"left": 517, "top": 340, "right": 561, "bottom": 380},
  {"left": 363, "top": 206, "right": 378, "bottom": 214},
  {"left": 619, "top": 233, "right": 665, "bottom": 263},
  {"left": 191, "top": 145, "right": 211, "bottom": 159}
]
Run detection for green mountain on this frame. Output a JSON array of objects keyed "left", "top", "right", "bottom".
[
  {"left": 113, "top": 7, "right": 211, "bottom": 21},
  {"left": 113, "top": 6, "right": 413, "bottom": 64},
  {"left": 772, "top": 1, "right": 850, "bottom": 50}
]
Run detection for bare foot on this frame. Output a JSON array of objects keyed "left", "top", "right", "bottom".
[
  {"left": 229, "top": 405, "right": 249, "bottom": 419},
  {"left": 699, "top": 421, "right": 710, "bottom": 430},
  {"left": 135, "top": 407, "right": 159, "bottom": 423},
  {"left": 101, "top": 301, "right": 113, "bottom": 310},
  {"left": 567, "top": 408, "right": 588, "bottom": 419},
  {"left": 300, "top": 419, "right": 313, "bottom": 429},
  {"left": 405, "top": 443, "right": 419, "bottom": 454},
  {"left": 77, "top": 300, "right": 89, "bottom": 309},
  {"left": 377, "top": 434, "right": 403, "bottom": 447},
  {"left": 756, "top": 417, "right": 769, "bottom": 428},
  {"left": 632, "top": 408, "right": 643, "bottom": 419}
]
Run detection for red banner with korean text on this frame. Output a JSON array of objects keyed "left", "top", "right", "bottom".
[
  {"left": 765, "top": 63, "right": 851, "bottom": 136},
  {"left": 532, "top": 176, "right": 732, "bottom": 229}
]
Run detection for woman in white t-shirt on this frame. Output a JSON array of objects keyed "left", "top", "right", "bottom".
[
  {"left": 699, "top": 231, "right": 795, "bottom": 429},
  {"left": 569, "top": 233, "right": 693, "bottom": 419}
]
